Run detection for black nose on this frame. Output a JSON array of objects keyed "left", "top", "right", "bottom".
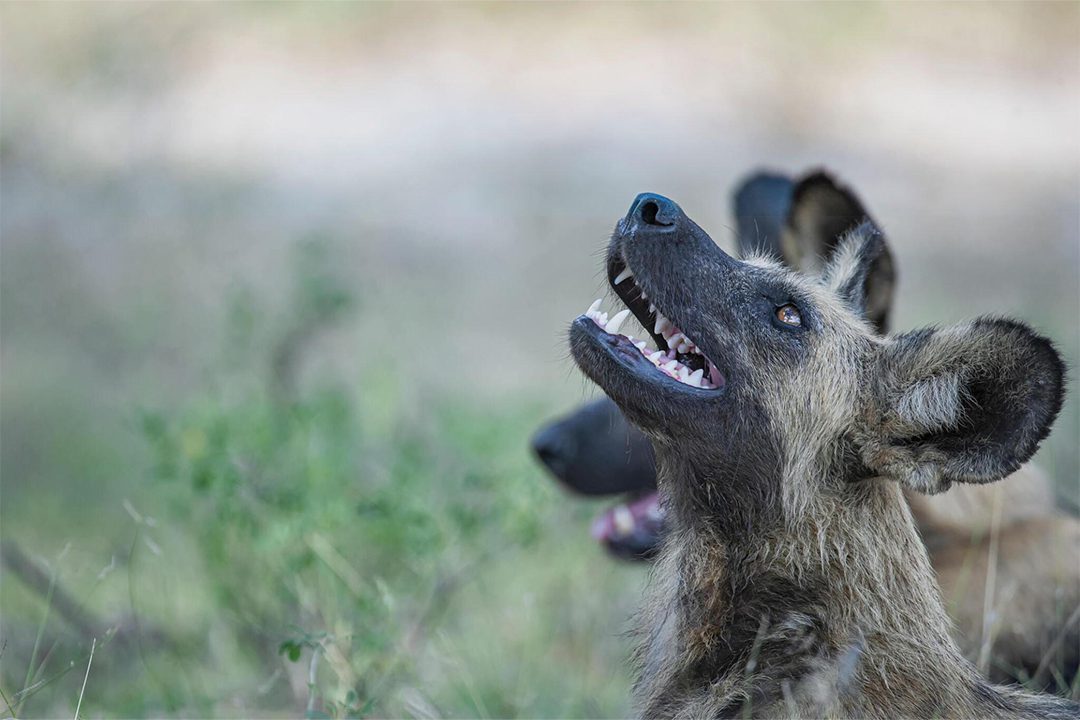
[
  {"left": 531, "top": 427, "right": 573, "bottom": 478},
  {"left": 628, "top": 193, "right": 680, "bottom": 228}
]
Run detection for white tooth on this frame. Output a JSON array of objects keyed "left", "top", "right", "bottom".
[
  {"left": 648, "top": 351, "right": 664, "bottom": 363},
  {"left": 613, "top": 267, "right": 634, "bottom": 285},
  {"left": 655, "top": 316, "right": 671, "bottom": 334},
  {"left": 598, "top": 312, "right": 608, "bottom": 326},
  {"left": 688, "top": 369, "right": 704, "bottom": 385},
  {"left": 634, "top": 340, "right": 647, "bottom": 351},
  {"left": 678, "top": 366, "right": 690, "bottom": 381},
  {"left": 677, "top": 342, "right": 691, "bottom": 354},
  {"left": 662, "top": 360, "right": 678, "bottom": 372},
  {"left": 613, "top": 505, "right": 634, "bottom": 535},
  {"left": 587, "top": 298, "right": 603, "bottom": 315},
  {"left": 667, "top": 332, "right": 682, "bottom": 346},
  {"left": 648, "top": 304, "right": 656, "bottom": 313},
  {"left": 606, "top": 308, "right": 631, "bottom": 334}
]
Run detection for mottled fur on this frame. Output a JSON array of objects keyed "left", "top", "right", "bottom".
[
  {"left": 569, "top": 192, "right": 1076, "bottom": 717},
  {"left": 541, "top": 170, "right": 1078, "bottom": 694}
]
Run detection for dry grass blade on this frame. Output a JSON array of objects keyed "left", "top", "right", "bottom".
[{"left": 73, "top": 638, "right": 96, "bottom": 720}]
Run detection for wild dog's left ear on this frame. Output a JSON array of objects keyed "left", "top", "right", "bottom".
[
  {"left": 861, "top": 318, "right": 1066, "bottom": 494},
  {"left": 820, "top": 221, "right": 889, "bottom": 325}
]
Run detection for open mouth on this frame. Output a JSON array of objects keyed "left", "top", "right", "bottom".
[
  {"left": 590, "top": 491, "right": 664, "bottom": 559},
  {"left": 577, "top": 258, "right": 725, "bottom": 390}
]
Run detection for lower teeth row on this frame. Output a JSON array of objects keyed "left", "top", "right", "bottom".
[{"left": 584, "top": 299, "right": 716, "bottom": 389}]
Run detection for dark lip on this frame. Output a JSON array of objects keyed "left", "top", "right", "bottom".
[
  {"left": 604, "top": 233, "right": 728, "bottom": 387},
  {"left": 607, "top": 251, "right": 668, "bottom": 352},
  {"left": 571, "top": 316, "right": 724, "bottom": 396}
]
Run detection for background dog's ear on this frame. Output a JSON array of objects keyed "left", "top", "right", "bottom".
[
  {"left": 787, "top": 171, "right": 896, "bottom": 334},
  {"left": 732, "top": 172, "right": 794, "bottom": 261},
  {"left": 862, "top": 318, "right": 1065, "bottom": 494}
]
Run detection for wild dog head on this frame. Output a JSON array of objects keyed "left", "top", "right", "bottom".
[
  {"left": 569, "top": 193, "right": 1064, "bottom": 535},
  {"left": 539, "top": 171, "right": 896, "bottom": 550},
  {"left": 530, "top": 398, "right": 660, "bottom": 558}
]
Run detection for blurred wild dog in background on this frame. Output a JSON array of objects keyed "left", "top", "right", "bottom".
[{"left": 536, "top": 171, "right": 1079, "bottom": 695}]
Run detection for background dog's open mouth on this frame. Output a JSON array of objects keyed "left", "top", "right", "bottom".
[{"left": 590, "top": 491, "right": 664, "bottom": 559}]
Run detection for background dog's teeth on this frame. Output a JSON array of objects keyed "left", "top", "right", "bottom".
[
  {"left": 587, "top": 298, "right": 603, "bottom": 315},
  {"left": 606, "top": 308, "right": 630, "bottom": 334},
  {"left": 613, "top": 268, "right": 634, "bottom": 285}
]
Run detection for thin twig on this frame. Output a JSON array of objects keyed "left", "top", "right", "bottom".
[
  {"left": 0, "top": 679, "right": 16, "bottom": 720},
  {"left": 73, "top": 638, "right": 96, "bottom": 720},
  {"left": 976, "top": 486, "right": 1003, "bottom": 675},
  {"left": 1032, "top": 604, "right": 1080, "bottom": 685},
  {"left": 306, "top": 644, "right": 321, "bottom": 717}
]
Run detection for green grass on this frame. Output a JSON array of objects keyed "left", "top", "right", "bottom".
[{"left": 0, "top": 240, "right": 640, "bottom": 718}]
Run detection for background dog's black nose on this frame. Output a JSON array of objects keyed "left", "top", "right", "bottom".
[
  {"left": 531, "top": 427, "right": 572, "bottom": 476},
  {"left": 629, "top": 193, "right": 679, "bottom": 228}
]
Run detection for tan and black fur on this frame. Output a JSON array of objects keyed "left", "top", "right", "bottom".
[
  {"left": 568, "top": 191, "right": 1077, "bottom": 717},
  {"left": 538, "top": 171, "right": 1078, "bottom": 694}
]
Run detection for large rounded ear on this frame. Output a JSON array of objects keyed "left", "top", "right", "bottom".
[
  {"left": 786, "top": 171, "right": 896, "bottom": 334},
  {"left": 860, "top": 318, "right": 1066, "bottom": 494}
]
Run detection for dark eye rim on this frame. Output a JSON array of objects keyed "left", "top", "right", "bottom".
[{"left": 772, "top": 302, "right": 804, "bottom": 331}]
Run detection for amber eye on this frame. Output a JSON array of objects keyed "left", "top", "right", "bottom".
[{"left": 776, "top": 304, "right": 802, "bottom": 327}]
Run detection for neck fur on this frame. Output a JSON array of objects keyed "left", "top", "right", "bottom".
[{"left": 635, "top": 454, "right": 977, "bottom": 717}]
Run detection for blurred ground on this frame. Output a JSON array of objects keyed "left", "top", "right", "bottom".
[{"left": 1, "top": 3, "right": 1078, "bottom": 717}]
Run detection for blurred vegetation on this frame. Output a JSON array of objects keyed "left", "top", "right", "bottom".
[{"left": 0, "top": 240, "right": 638, "bottom": 717}]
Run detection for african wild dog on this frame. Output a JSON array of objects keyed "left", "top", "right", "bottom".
[
  {"left": 567, "top": 190, "right": 1076, "bottom": 717},
  {"left": 536, "top": 171, "right": 1079, "bottom": 692}
]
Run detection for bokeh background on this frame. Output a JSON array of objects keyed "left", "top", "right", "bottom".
[{"left": 2, "top": 3, "right": 1078, "bottom": 717}]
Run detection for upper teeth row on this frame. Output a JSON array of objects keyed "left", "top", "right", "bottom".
[
  {"left": 653, "top": 311, "right": 700, "bottom": 356},
  {"left": 583, "top": 298, "right": 716, "bottom": 389}
]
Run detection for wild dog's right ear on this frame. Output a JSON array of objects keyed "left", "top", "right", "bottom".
[
  {"left": 821, "top": 221, "right": 889, "bottom": 324},
  {"left": 787, "top": 171, "right": 896, "bottom": 333},
  {"left": 861, "top": 318, "right": 1066, "bottom": 494}
]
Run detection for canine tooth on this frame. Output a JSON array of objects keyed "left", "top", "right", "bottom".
[
  {"left": 677, "top": 366, "right": 690, "bottom": 381},
  {"left": 688, "top": 369, "right": 704, "bottom": 385},
  {"left": 613, "top": 505, "right": 634, "bottom": 535},
  {"left": 662, "top": 360, "right": 678, "bottom": 372},
  {"left": 606, "top": 309, "right": 631, "bottom": 334},
  {"left": 598, "top": 312, "right": 608, "bottom": 326},
  {"left": 613, "top": 267, "right": 634, "bottom": 285},
  {"left": 587, "top": 299, "right": 603, "bottom": 315}
]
